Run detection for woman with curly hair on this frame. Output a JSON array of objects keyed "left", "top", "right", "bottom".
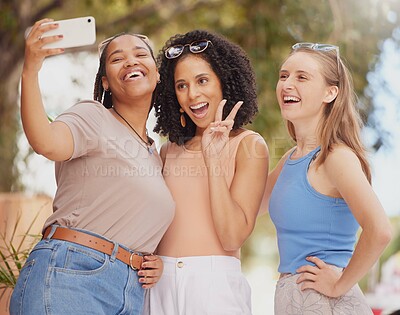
[{"left": 145, "top": 30, "right": 269, "bottom": 314}]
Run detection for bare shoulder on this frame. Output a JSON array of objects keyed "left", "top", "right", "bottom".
[
  {"left": 236, "top": 130, "right": 269, "bottom": 160},
  {"left": 282, "top": 146, "right": 295, "bottom": 160},
  {"left": 268, "top": 146, "right": 295, "bottom": 178},
  {"left": 324, "top": 144, "right": 361, "bottom": 168},
  {"left": 323, "top": 144, "right": 364, "bottom": 180},
  {"left": 276, "top": 146, "right": 295, "bottom": 167}
]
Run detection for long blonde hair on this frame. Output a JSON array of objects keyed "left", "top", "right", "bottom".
[{"left": 285, "top": 48, "right": 371, "bottom": 182}]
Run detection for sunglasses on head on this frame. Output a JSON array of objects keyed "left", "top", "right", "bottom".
[
  {"left": 292, "top": 42, "right": 340, "bottom": 72},
  {"left": 98, "top": 33, "right": 150, "bottom": 56},
  {"left": 164, "top": 40, "right": 212, "bottom": 59}
]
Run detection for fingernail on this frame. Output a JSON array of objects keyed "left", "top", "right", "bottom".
[{"left": 210, "top": 127, "right": 215, "bottom": 131}]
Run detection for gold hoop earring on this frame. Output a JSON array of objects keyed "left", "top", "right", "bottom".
[{"left": 179, "top": 108, "right": 186, "bottom": 127}]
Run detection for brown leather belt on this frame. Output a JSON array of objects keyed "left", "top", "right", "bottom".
[{"left": 43, "top": 226, "right": 143, "bottom": 270}]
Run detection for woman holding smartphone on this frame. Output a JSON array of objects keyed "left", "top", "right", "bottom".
[{"left": 10, "top": 18, "right": 174, "bottom": 315}]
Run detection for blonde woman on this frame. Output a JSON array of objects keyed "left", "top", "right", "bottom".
[{"left": 265, "top": 43, "right": 392, "bottom": 314}]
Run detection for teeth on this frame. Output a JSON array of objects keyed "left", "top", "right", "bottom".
[
  {"left": 124, "top": 71, "right": 144, "bottom": 80},
  {"left": 190, "top": 102, "right": 207, "bottom": 110},
  {"left": 284, "top": 96, "right": 300, "bottom": 102}
]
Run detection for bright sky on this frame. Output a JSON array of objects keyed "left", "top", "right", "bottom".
[
  {"left": 18, "top": 41, "right": 400, "bottom": 217},
  {"left": 363, "top": 35, "right": 400, "bottom": 217}
]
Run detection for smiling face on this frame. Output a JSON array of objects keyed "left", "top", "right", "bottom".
[
  {"left": 276, "top": 51, "right": 337, "bottom": 126},
  {"left": 101, "top": 35, "right": 159, "bottom": 102},
  {"left": 174, "top": 55, "right": 223, "bottom": 134}
]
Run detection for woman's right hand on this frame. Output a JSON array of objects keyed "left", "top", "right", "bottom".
[
  {"left": 21, "top": 18, "right": 73, "bottom": 162},
  {"left": 296, "top": 256, "right": 343, "bottom": 298},
  {"left": 201, "top": 99, "right": 243, "bottom": 164},
  {"left": 138, "top": 255, "right": 164, "bottom": 289},
  {"left": 23, "top": 18, "right": 64, "bottom": 74}
]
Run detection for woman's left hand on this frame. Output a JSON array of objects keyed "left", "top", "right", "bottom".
[
  {"left": 296, "top": 256, "right": 343, "bottom": 298},
  {"left": 202, "top": 99, "right": 243, "bottom": 161},
  {"left": 138, "top": 255, "right": 164, "bottom": 289}
]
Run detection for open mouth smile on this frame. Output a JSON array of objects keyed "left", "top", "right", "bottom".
[
  {"left": 283, "top": 95, "right": 301, "bottom": 104},
  {"left": 123, "top": 70, "right": 145, "bottom": 81},
  {"left": 189, "top": 102, "right": 209, "bottom": 118}
]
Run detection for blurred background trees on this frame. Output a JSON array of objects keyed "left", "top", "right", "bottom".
[{"left": 1, "top": 0, "right": 399, "bottom": 191}]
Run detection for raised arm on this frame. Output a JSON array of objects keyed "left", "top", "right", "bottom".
[
  {"left": 21, "top": 18, "right": 73, "bottom": 161},
  {"left": 202, "top": 100, "right": 269, "bottom": 251}
]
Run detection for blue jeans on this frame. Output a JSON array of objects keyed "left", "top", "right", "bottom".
[{"left": 10, "top": 226, "right": 144, "bottom": 315}]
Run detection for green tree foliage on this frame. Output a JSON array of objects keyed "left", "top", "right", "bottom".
[{"left": 0, "top": 0, "right": 398, "bottom": 190}]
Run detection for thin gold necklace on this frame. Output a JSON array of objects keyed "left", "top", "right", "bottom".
[{"left": 112, "top": 107, "right": 153, "bottom": 154}]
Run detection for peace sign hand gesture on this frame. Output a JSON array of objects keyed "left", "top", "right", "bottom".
[{"left": 202, "top": 99, "right": 243, "bottom": 163}]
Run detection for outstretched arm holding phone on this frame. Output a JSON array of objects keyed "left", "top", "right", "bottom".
[
  {"left": 10, "top": 19, "right": 174, "bottom": 315},
  {"left": 21, "top": 18, "right": 73, "bottom": 161}
]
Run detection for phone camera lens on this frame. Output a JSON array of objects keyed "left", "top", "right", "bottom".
[{"left": 88, "top": 18, "right": 91, "bottom": 23}]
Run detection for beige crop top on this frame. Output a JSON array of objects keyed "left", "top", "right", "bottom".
[{"left": 156, "top": 129, "right": 257, "bottom": 257}]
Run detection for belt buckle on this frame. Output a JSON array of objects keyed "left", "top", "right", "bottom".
[{"left": 129, "top": 252, "right": 142, "bottom": 270}]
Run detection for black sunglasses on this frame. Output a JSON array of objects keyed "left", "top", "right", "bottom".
[{"left": 164, "top": 40, "right": 212, "bottom": 59}]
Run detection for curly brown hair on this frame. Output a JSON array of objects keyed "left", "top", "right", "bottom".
[{"left": 153, "top": 30, "right": 258, "bottom": 145}]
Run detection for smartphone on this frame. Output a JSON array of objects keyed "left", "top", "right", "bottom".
[{"left": 25, "top": 16, "right": 96, "bottom": 49}]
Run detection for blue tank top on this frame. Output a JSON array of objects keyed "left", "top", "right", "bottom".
[{"left": 269, "top": 146, "right": 359, "bottom": 274}]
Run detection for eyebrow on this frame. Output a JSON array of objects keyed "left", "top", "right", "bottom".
[
  {"left": 175, "top": 72, "right": 210, "bottom": 84},
  {"left": 279, "top": 69, "right": 314, "bottom": 77},
  {"left": 107, "top": 46, "right": 149, "bottom": 60}
]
